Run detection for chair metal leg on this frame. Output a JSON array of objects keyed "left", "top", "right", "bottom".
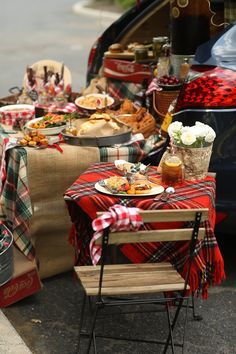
[
  {"left": 165, "top": 302, "right": 176, "bottom": 354},
  {"left": 86, "top": 305, "right": 99, "bottom": 354},
  {"left": 182, "top": 298, "right": 189, "bottom": 354},
  {"left": 78, "top": 293, "right": 87, "bottom": 353},
  {"left": 191, "top": 293, "right": 203, "bottom": 321},
  {"left": 93, "top": 331, "right": 97, "bottom": 354},
  {"left": 162, "top": 297, "right": 184, "bottom": 354}
]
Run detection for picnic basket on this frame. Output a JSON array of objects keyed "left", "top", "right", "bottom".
[{"left": 152, "top": 89, "right": 180, "bottom": 125}]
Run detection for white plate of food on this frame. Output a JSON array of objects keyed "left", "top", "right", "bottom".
[
  {"left": 25, "top": 114, "right": 67, "bottom": 135},
  {"left": 95, "top": 176, "right": 164, "bottom": 197},
  {"left": 75, "top": 93, "right": 115, "bottom": 110}
]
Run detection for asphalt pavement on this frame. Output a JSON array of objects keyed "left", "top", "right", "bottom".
[{"left": 1, "top": 232, "right": 236, "bottom": 354}]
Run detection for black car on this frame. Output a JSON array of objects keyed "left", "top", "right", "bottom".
[{"left": 85, "top": 0, "right": 236, "bottom": 226}]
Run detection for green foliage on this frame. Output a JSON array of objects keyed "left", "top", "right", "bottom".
[{"left": 116, "top": 0, "right": 136, "bottom": 10}]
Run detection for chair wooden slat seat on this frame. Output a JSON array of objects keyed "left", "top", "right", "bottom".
[{"left": 75, "top": 262, "right": 189, "bottom": 296}]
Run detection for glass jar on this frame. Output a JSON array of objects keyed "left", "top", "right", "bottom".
[
  {"left": 161, "top": 150, "right": 184, "bottom": 185},
  {"left": 152, "top": 36, "right": 169, "bottom": 60},
  {"left": 134, "top": 46, "right": 148, "bottom": 62}
]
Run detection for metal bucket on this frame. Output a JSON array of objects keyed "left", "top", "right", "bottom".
[{"left": 0, "top": 224, "right": 14, "bottom": 286}]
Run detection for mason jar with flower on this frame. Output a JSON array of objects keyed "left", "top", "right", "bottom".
[{"left": 167, "top": 121, "right": 216, "bottom": 180}]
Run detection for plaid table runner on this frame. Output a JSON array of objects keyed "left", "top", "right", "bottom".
[
  {"left": 64, "top": 163, "right": 225, "bottom": 298},
  {"left": 0, "top": 130, "right": 163, "bottom": 263}
]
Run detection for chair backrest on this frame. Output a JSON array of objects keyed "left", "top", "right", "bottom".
[
  {"left": 95, "top": 208, "right": 209, "bottom": 298},
  {"left": 96, "top": 208, "right": 209, "bottom": 246}
]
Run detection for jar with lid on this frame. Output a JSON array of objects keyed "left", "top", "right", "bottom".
[
  {"left": 161, "top": 148, "right": 184, "bottom": 186},
  {"left": 152, "top": 36, "right": 169, "bottom": 60}
]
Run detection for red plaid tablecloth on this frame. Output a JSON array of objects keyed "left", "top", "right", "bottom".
[{"left": 64, "top": 162, "right": 225, "bottom": 298}]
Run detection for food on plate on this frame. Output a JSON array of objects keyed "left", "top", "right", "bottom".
[
  {"left": 103, "top": 175, "right": 155, "bottom": 195},
  {"left": 105, "top": 176, "right": 130, "bottom": 193},
  {"left": 89, "top": 112, "right": 111, "bottom": 121},
  {"left": 108, "top": 43, "right": 124, "bottom": 53},
  {"left": 126, "top": 42, "right": 141, "bottom": 52},
  {"left": 29, "top": 113, "right": 66, "bottom": 129},
  {"left": 19, "top": 131, "right": 49, "bottom": 147},
  {"left": 76, "top": 94, "right": 114, "bottom": 109},
  {"left": 119, "top": 99, "right": 137, "bottom": 114},
  {"left": 106, "top": 99, "right": 156, "bottom": 138},
  {"left": 127, "top": 180, "right": 152, "bottom": 195},
  {"left": 115, "top": 160, "right": 148, "bottom": 175},
  {"left": 78, "top": 113, "right": 122, "bottom": 136},
  {"left": 117, "top": 107, "right": 156, "bottom": 138},
  {"left": 115, "top": 160, "right": 134, "bottom": 173}
]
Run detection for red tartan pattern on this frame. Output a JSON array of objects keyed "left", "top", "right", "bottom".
[{"left": 64, "top": 163, "right": 225, "bottom": 298}]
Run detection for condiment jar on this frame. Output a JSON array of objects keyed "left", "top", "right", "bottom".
[{"left": 134, "top": 46, "right": 148, "bottom": 62}]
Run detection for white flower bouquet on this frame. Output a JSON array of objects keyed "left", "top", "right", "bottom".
[{"left": 168, "top": 121, "right": 216, "bottom": 148}]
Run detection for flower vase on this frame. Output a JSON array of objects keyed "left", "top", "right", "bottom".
[{"left": 174, "top": 144, "right": 213, "bottom": 180}]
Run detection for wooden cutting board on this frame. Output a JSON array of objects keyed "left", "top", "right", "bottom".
[{"left": 104, "top": 51, "right": 154, "bottom": 60}]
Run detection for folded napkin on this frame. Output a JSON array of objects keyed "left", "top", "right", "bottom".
[{"left": 91, "top": 204, "right": 143, "bottom": 265}]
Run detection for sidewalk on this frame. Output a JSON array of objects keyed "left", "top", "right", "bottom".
[{"left": 0, "top": 310, "right": 32, "bottom": 354}]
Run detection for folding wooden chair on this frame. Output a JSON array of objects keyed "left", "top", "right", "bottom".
[{"left": 74, "top": 208, "right": 209, "bottom": 353}]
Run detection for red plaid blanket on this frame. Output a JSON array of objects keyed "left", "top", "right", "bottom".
[{"left": 64, "top": 162, "right": 225, "bottom": 298}]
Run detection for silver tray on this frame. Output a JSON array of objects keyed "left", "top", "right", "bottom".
[{"left": 61, "top": 127, "right": 132, "bottom": 147}]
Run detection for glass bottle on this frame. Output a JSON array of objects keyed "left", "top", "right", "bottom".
[{"left": 179, "top": 58, "right": 190, "bottom": 81}]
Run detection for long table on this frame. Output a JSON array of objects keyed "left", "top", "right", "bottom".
[
  {"left": 0, "top": 129, "right": 164, "bottom": 278},
  {"left": 64, "top": 162, "right": 225, "bottom": 298}
]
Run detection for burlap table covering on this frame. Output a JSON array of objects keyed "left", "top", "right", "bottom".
[{"left": 26, "top": 144, "right": 100, "bottom": 278}]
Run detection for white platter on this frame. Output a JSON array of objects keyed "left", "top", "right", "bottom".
[
  {"left": 25, "top": 117, "right": 66, "bottom": 135},
  {"left": 75, "top": 93, "right": 115, "bottom": 110},
  {"left": 95, "top": 179, "right": 164, "bottom": 197},
  {"left": 0, "top": 104, "right": 35, "bottom": 113}
]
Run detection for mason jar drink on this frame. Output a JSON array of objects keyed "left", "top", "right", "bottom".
[{"left": 161, "top": 153, "right": 184, "bottom": 185}]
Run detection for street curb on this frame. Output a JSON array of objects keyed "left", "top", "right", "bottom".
[{"left": 72, "top": 1, "right": 122, "bottom": 21}]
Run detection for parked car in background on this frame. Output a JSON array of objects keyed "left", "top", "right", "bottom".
[{"left": 85, "top": 0, "right": 236, "bottom": 228}]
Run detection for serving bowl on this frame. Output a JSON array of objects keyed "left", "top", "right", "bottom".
[
  {"left": 25, "top": 117, "right": 66, "bottom": 135},
  {"left": 0, "top": 104, "right": 35, "bottom": 128}
]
